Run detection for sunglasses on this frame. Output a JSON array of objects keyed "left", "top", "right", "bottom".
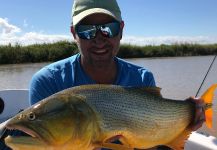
[{"left": 75, "top": 22, "right": 121, "bottom": 40}]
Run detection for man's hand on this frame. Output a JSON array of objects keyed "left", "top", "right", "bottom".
[{"left": 187, "top": 97, "right": 205, "bottom": 131}]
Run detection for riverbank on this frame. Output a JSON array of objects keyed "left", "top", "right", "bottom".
[{"left": 0, "top": 41, "right": 216, "bottom": 64}]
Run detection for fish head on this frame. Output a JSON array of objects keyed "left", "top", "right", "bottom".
[{"left": 4, "top": 94, "right": 100, "bottom": 149}]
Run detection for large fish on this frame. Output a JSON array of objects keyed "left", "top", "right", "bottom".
[{"left": 2, "top": 84, "right": 217, "bottom": 150}]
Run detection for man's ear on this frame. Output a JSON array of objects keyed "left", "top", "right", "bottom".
[
  {"left": 120, "top": 21, "right": 125, "bottom": 39},
  {"left": 70, "top": 26, "right": 76, "bottom": 39}
]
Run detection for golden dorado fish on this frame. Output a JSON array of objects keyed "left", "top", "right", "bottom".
[{"left": 3, "top": 84, "right": 217, "bottom": 150}]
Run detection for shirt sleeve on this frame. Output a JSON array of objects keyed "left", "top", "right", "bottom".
[
  {"left": 29, "top": 67, "right": 58, "bottom": 105},
  {"left": 115, "top": 57, "right": 156, "bottom": 87},
  {"left": 139, "top": 68, "right": 156, "bottom": 87},
  {"left": 144, "top": 70, "right": 156, "bottom": 87}
]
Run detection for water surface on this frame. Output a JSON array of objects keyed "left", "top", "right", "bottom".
[{"left": 0, "top": 55, "right": 216, "bottom": 136}]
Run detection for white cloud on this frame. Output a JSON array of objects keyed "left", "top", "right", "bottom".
[
  {"left": 20, "top": 32, "right": 72, "bottom": 45},
  {"left": 121, "top": 36, "right": 217, "bottom": 46},
  {"left": 0, "top": 17, "right": 73, "bottom": 45},
  {"left": 0, "top": 31, "right": 72, "bottom": 45},
  {"left": 0, "top": 18, "right": 21, "bottom": 35},
  {"left": 1, "top": 17, "right": 217, "bottom": 46}
]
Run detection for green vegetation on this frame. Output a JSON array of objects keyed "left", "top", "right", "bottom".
[
  {"left": 0, "top": 41, "right": 216, "bottom": 64},
  {"left": 0, "top": 41, "right": 78, "bottom": 64},
  {"left": 118, "top": 44, "right": 217, "bottom": 58}
]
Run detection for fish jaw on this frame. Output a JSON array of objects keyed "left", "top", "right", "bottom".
[
  {"left": 5, "top": 136, "right": 95, "bottom": 150},
  {"left": 4, "top": 109, "right": 76, "bottom": 147},
  {"left": 4, "top": 118, "right": 49, "bottom": 149},
  {"left": 5, "top": 135, "right": 48, "bottom": 150},
  {"left": 3, "top": 98, "right": 75, "bottom": 148},
  {"left": 4, "top": 121, "right": 53, "bottom": 150}
]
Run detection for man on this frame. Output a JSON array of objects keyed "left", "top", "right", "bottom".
[
  {"left": 29, "top": 0, "right": 156, "bottom": 105},
  {"left": 0, "top": 0, "right": 204, "bottom": 149},
  {"left": 29, "top": 0, "right": 205, "bottom": 149}
]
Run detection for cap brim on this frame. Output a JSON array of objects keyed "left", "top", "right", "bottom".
[{"left": 73, "top": 8, "right": 120, "bottom": 26}]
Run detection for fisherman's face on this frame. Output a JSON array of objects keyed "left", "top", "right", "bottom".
[{"left": 71, "top": 13, "right": 124, "bottom": 67}]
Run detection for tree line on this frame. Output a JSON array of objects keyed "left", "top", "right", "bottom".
[{"left": 0, "top": 41, "right": 216, "bottom": 64}]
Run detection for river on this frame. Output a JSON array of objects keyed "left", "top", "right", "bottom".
[{"left": 0, "top": 55, "right": 217, "bottom": 137}]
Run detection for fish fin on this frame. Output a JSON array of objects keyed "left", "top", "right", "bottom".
[
  {"left": 106, "top": 135, "right": 132, "bottom": 147},
  {"left": 139, "top": 87, "right": 162, "bottom": 97},
  {"left": 201, "top": 84, "right": 217, "bottom": 128},
  {"left": 167, "top": 128, "right": 192, "bottom": 150},
  {"left": 103, "top": 135, "right": 132, "bottom": 148},
  {"left": 94, "top": 142, "right": 134, "bottom": 150},
  {"left": 118, "top": 136, "right": 131, "bottom": 147}
]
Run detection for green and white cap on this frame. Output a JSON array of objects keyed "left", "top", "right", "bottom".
[{"left": 72, "top": 0, "right": 122, "bottom": 26}]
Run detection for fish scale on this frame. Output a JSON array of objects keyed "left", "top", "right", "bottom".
[
  {"left": 3, "top": 84, "right": 217, "bottom": 150},
  {"left": 69, "top": 85, "right": 194, "bottom": 142}
]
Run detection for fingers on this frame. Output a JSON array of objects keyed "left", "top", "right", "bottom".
[
  {"left": 187, "top": 97, "right": 205, "bottom": 131},
  {"left": 191, "top": 119, "right": 204, "bottom": 131}
]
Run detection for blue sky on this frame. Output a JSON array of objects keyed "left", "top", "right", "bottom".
[{"left": 1, "top": 0, "right": 217, "bottom": 45}]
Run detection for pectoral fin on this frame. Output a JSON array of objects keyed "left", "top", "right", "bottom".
[{"left": 93, "top": 135, "right": 133, "bottom": 150}]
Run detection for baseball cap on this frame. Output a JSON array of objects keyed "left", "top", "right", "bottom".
[{"left": 72, "top": 0, "right": 122, "bottom": 26}]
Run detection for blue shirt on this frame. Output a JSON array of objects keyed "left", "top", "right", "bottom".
[{"left": 29, "top": 53, "right": 156, "bottom": 105}]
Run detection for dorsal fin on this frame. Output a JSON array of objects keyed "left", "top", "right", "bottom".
[{"left": 139, "top": 87, "right": 162, "bottom": 97}]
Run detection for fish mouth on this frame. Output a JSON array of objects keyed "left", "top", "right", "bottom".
[
  {"left": 5, "top": 124, "right": 47, "bottom": 146},
  {"left": 9, "top": 125, "right": 40, "bottom": 137}
]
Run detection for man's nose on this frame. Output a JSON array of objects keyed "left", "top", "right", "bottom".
[{"left": 94, "top": 30, "right": 106, "bottom": 43}]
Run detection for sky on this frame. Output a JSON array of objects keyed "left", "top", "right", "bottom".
[{"left": 1, "top": 0, "right": 217, "bottom": 45}]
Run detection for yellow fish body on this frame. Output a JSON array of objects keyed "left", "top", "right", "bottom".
[{"left": 3, "top": 84, "right": 216, "bottom": 150}]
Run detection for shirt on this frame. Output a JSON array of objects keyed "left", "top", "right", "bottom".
[{"left": 29, "top": 53, "right": 156, "bottom": 105}]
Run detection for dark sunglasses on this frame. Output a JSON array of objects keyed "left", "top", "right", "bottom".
[{"left": 75, "top": 22, "right": 121, "bottom": 40}]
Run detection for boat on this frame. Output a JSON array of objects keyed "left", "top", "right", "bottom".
[{"left": 0, "top": 89, "right": 217, "bottom": 150}]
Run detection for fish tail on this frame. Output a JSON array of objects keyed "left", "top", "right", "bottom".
[{"left": 201, "top": 84, "right": 217, "bottom": 128}]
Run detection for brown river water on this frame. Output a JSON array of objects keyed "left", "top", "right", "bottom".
[{"left": 0, "top": 55, "right": 216, "bottom": 137}]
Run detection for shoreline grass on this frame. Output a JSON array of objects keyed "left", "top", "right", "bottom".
[{"left": 0, "top": 41, "right": 216, "bottom": 64}]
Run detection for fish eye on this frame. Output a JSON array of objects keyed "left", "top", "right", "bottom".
[{"left": 28, "top": 112, "right": 36, "bottom": 121}]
